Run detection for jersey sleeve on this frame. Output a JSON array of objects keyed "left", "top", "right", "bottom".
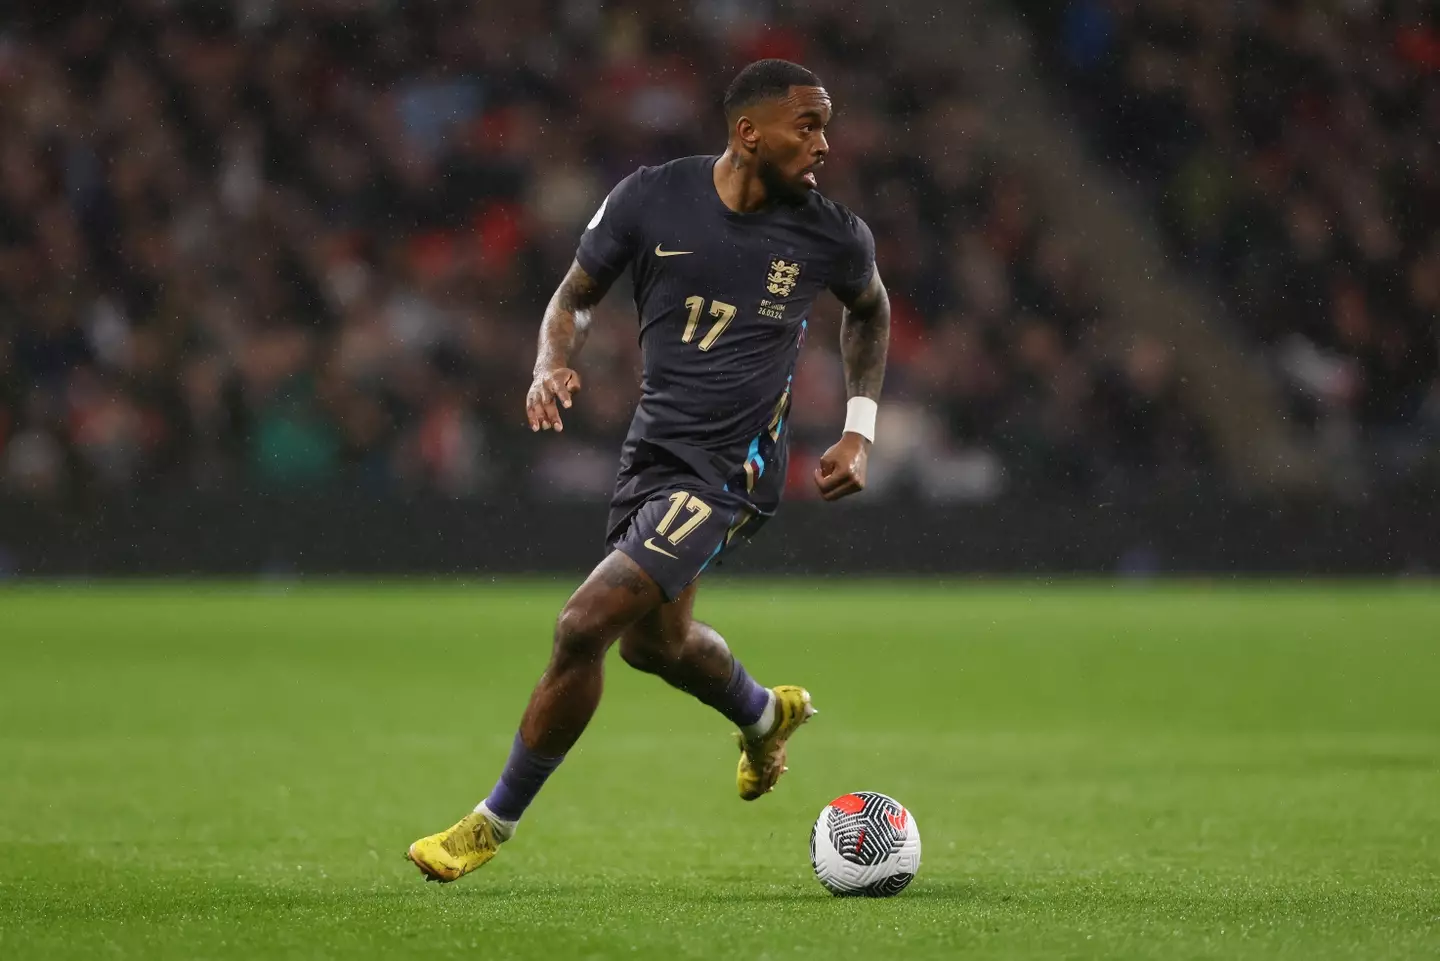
[
  {"left": 575, "top": 169, "right": 646, "bottom": 286},
  {"left": 828, "top": 211, "right": 876, "bottom": 303}
]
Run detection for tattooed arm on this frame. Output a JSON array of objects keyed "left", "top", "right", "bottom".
[
  {"left": 526, "top": 260, "right": 610, "bottom": 433},
  {"left": 814, "top": 269, "right": 891, "bottom": 501},
  {"left": 839, "top": 269, "right": 891, "bottom": 403}
]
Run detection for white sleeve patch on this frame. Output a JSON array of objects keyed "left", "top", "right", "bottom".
[{"left": 586, "top": 194, "right": 609, "bottom": 231}]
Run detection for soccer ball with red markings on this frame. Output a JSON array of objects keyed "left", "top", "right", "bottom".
[{"left": 809, "top": 792, "right": 921, "bottom": 896}]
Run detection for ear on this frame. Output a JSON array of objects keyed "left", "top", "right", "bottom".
[{"left": 734, "top": 114, "right": 760, "bottom": 153}]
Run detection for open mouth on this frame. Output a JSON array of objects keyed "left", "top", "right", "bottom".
[{"left": 801, "top": 163, "right": 822, "bottom": 187}]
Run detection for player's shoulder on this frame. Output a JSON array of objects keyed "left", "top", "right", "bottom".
[
  {"left": 805, "top": 190, "right": 870, "bottom": 238},
  {"left": 796, "top": 192, "right": 874, "bottom": 293},
  {"left": 617, "top": 155, "right": 713, "bottom": 197},
  {"left": 793, "top": 191, "right": 872, "bottom": 267}
]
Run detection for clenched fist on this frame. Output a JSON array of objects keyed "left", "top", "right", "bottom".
[{"left": 813, "top": 432, "right": 870, "bottom": 501}]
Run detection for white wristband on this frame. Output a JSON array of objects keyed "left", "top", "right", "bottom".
[{"left": 844, "top": 397, "right": 878, "bottom": 442}]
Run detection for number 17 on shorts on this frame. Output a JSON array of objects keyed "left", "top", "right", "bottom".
[{"left": 614, "top": 491, "right": 732, "bottom": 601}]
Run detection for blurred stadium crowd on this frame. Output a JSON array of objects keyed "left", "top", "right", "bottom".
[
  {"left": 1025, "top": 0, "right": 1440, "bottom": 456},
  {"left": 0, "top": 0, "right": 1212, "bottom": 504}
]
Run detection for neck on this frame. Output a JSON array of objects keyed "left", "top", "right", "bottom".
[{"left": 713, "top": 148, "right": 770, "bottom": 213}]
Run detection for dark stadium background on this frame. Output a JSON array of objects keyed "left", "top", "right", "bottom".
[
  {"left": 0, "top": 0, "right": 1436, "bottom": 573},
  {"left": 4, "top": 5, "right": 1439, "bottom": 961}
]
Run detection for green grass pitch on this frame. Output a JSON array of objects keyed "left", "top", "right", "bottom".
[{"left": 2, "top": 581, "right": 1438, "bottom": 960}]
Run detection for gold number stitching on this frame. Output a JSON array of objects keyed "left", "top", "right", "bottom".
[
  {"left": 669, "top": 498, "right": 713, "bottom": 543},
  {"left": 698, "top": 301, "right": 735, "bottom": 351},
  {"left": 680, "top": 296, "right": 736, "bottom": 351},
  {"left": 655, "top": 492, "right": 713, "bottom": 545},
  {"left": 657, "top": 491, "right": 689, "bottom": 535},
  {"left": 682, "top": 296, "right": 704, "bottom": 344}
]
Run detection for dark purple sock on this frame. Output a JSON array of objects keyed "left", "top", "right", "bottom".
[
  {"left": 483, "top": 732, "right": 566, "bottom": 822},
  {"left": 704, "top": 658, "right": 771, "bottom": 728}
]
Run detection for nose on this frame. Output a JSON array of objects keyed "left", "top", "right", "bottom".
[{"left": 814, "top": 132, "right": 829, "bottom": 159}]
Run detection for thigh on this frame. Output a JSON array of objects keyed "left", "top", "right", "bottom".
[
  {"left": 608, "top": 488, "right": 740, "bottom": 603},
  {"left": 562, "top": 548, "right": 668, "bottom": 642}
]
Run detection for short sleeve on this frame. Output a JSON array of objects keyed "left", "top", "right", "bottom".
[
  {"left": 575, "top": 169, "right": 645, "bottom": 286},
  {"left": 829, "top": 212, "right": 876, "bottom": 303}
]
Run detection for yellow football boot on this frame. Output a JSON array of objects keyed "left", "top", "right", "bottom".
[
  {"left": 737, "top": 686, "right": 816, "bottom": 800},
  {"left": 406, "top": 812, "right": 502, "bottom": 883}
]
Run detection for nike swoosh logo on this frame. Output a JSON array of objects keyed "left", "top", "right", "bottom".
[
  {"left": 654, "top": 245, "right": 693, "bottom": 257},
  {"left": 643, "top": 537, "right": 679, "bottom": 559}
]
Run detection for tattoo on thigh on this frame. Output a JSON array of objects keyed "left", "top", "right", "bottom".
[{"left": 600, "top": 560, "right": 650, "bottom": 595}]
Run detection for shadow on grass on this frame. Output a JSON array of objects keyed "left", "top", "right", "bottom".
[
  {"left": 677, "top": 879, "right": 983, "bottom": 905},
  {"left": 9, "top": 867, "right": 993, "bottom": 921},
  {"left": 17, "top": 871, "right": 1423, "bottom": 933}
]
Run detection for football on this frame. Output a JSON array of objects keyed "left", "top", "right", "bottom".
[{"left": 809, "top": 792, "right": 922, "bottom": 896}]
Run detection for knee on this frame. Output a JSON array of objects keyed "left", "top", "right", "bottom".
[
  {"left": 552, "top": 604, "right": 612, "bottom": 666},
  {"left": 619, "top": 629, "right": 674, "bottom": 675}
]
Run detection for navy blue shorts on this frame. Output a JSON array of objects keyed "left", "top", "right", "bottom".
[{"left": 604, "top": 444, "right": 783, "bottom": 601}]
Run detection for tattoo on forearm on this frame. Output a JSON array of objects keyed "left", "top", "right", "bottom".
[
  {"left": 535, "top": 261, "right": 606, "bottom": 375},
  {"left": 840, "top": 273, "right": 890, "bottom": 401}
]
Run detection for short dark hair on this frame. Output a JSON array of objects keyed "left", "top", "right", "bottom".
[{"left": 723, "top": 59, "right": 823, "bottom": 117}]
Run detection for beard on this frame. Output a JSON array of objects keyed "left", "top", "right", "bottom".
[{"left": 757, "top": 155, "right": 809, "bottom": 205}]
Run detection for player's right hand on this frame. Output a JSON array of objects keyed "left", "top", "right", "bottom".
[{"left": 526, "top": 368, "right": 582, "bottom": 432}]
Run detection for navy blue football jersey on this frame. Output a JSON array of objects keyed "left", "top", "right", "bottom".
[{"left": 577, "top": 155, "right": 875, "bottom": 505}]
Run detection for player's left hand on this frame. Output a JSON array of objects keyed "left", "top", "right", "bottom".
[{"left": 814, "top": 433, "right": 870, "bottom": 501}]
